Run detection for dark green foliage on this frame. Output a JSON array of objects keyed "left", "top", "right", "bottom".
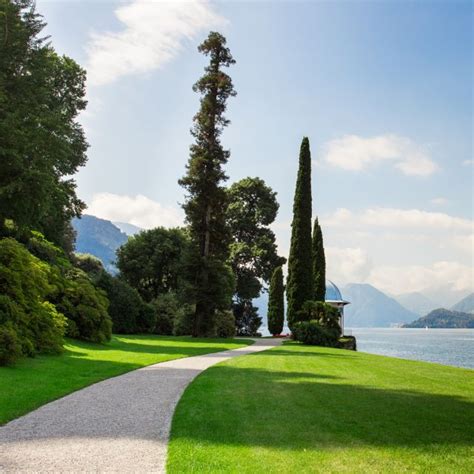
[
  {"left": 297, "top": 300, "right": 342, "bottom": 335},
  {"left": 287, "top": 137, "right": 313, "bottom": 329},
  {"left": 0, "top": 238, "right": 66, "bottom": 365},
  {"left": 292, "top": 321, "right": 339, "bottom": 347},
  {"left": 56, "top": 268, "right": 111, "bottom": 343},
  {"left": 268, "top": 266, "right": 285, "bottom": 335},
  {"left": 404, "top": 308, "right": 474, "bottom": 328},
  {"left": 73, "top": 253, "right": 105, "bottom": 276},
  {"left": 116, "top": 227, "right": 188, "bottom": 302},
  {"left": 136, "top": 302, "right": 157, "bottom": 333},
  {"left": 227, "top": 177, "right": 286, "bottom": 336},
  {"left": 173, "top": 307, "right": 196, "bottom": 336},
  {"left": 95, "top": 272, "right": 140, "bottom": 334},
  {"left": 153, "top": 293, "right": 180, "bottom": 335},
  {"left": 312, "top": 217, "right": 326, "bottom": 301},
  {"left": 0, "top": 1, "right": 88, "bottom": 249},
  {"left": 215, "top": 310, "right": 236, "bottom": 338},
  {"left": 233, "top": 300, "right": 262, "bottom": 337},
  {"left": 179, "top": 32, "right": 236, "bottom": 336}
]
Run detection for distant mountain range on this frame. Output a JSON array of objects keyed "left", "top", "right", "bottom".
[
  {"left": 72, "top": 215, "right": 129, "bottom": 273},
  {"left": 451, "top": 293, "right": 474, "bottom": 314},
  {"left": 113, "top": 221, "right": 143, "bottom": 236},
  {"left": 404, "top": 308, "right": 474, "bottom": 328},
  {"left": 342, "top": 283, "right": 419, "bottom": 327},
  {"left": 394, "top": 292, "right": 439, "bottom": 316}
]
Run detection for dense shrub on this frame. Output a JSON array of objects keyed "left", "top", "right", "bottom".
[
  {"left": 0, "top": 238, "right": 66, "bottom": 365},
  {"left": 56, "top": 268, "right": 111, "bottom": 343},
  {"left": 26, "top": 231, "right": 71, "bottom": 269},
  {"left": 297, "top": 301, "right": 341, "bottom": 334},
  {"left": 137, "top": 302, "right": 157, "bottom": 333},
  {"left": 73, "top": 253, "right": 104, "bottom": 276},
  {"left": 215, "top": 310, "right": 236, "bottom": 338},
  {"left": 152, "top": 293, "right": 180, "bottom": 335},
  {"left": 95, "top": 272, "right": 140, "bottom": 334},
  {"left": 173, "top": 306, "right": 195, "bottom": 336},
  {"left": 292, "top": 320, "right": 339, "bottom": 347}
]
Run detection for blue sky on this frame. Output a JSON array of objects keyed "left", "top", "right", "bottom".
[{"left": 37, "top": 0, "right": 472, "bottom": 303}]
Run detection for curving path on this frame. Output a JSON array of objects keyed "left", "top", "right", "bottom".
[{"left": 0, "top": 338, "right": 282, "bottom": 473}]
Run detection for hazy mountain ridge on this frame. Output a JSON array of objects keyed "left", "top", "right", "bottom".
[
  {"left": 395, "top": 292, "right": 439, "bottom": 316},
  {"left": 451, "top": 293, "right": 474, "bottom": 314},
  {"left": 72, "top": 215, "right": 128, "bottom": 273},
  {"left": 404, "top": 308, "right": 474, "bottom": 328},
  {"left": 113, "top": 221, "right": 143, "bottom": 236}
]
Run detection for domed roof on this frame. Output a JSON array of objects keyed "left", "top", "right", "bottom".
[{"left": 325, "top": 280, "right": 344, "bottom": 302}]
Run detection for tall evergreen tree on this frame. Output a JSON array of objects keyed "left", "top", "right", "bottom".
[
  {"left": 179, "top": 32, "right": 236, "bottom": 337},
  {"left": 268, "top": 266, "right": 284, "bottom": 336},
  {"left": 286, "top": 137, "right": 313, "bottom": 329},
  {"left": 312, "top": 217, "right": 326, "bottom": 301}
]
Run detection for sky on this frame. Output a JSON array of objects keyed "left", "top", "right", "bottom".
[{"left": 37, "top": 0, "right": 473, "bottom": 304}]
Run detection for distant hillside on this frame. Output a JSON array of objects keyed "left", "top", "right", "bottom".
[
  {"left": 72, "top": 215, "right": 128, "bottom": 273},
  {"left": 395, "top": 292, "right": 439, "bottom": 316},
  {"left": 343, "top": 283, "right": 418, "bottom": 327},
  {"left": 113, "top": 221, "right": 143, "bottom": 236},
  {"left": 451, "top": 293, "right": 474, "bottom": 314},
  {"left": 404, "top": 308, "right": 474, "bottom": 328}
]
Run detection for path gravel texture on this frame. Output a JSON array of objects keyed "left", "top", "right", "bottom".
[{"left": 0, "top": 338, "right": 282, "bottom": 473}]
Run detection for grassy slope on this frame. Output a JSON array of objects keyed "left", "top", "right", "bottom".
[
  {"left": 168, "top": 342, "right": 474, "bottom": 473},
  {"left": 0, "top": 335, "right": 250, "bottom": 425}
]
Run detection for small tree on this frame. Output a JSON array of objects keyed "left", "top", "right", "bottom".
[
  {"left": 267, "top": 267, "right": 284, "bottom": 336},
  {"left": 287, "top": 137, "right": 313, "bottom": 329},
  {"left": 312, "top": 217, "right": 326, "bottom": 301}
]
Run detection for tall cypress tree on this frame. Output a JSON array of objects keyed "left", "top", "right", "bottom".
[
  {"left": 179, "top": 32, "right": 236, "bottom": 337},
  {"left": 287, "top": 137, "right": 313, "bottom": 329},
  {"left": 312, "top": 217, "right": 326, "bottom": 301},
  {"left": 268, "top": 266, "right": 284, "bottom": 336}
]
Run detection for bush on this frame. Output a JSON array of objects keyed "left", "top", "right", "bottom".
[
  {"left": 56, "top": 268, "right": 112, "bottom": 343},
  {"left": 137, "top": 302, "right": 157, "bottom": 333},
  {"left": 297, "top": 301, "right": 341, "bottom": 334},
  {"left": 292, "top": 320, "right": 340, "bottom": 347},
  {"left": 26, "top": 231, "right": 71, "bottom": 269},
  {"left": 0, "top": 238, "right": 66, "bottom": 365},
  {"left": 152, "top": 293, "right": 180, "bottom": 335},
  {"left": 173, "top": 306, "right": 195, "bottom": 336},
  {"left": 215, "top": 310, "right": 236, "bottom": 338},
  {"left": 95, "top": 272, "right": 141, "bottom": 334},
  {"left": 73, "top": 253, "right": 104, "bottom": 276}
]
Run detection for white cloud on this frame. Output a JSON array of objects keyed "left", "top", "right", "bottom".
[
  {"left": 87, "top": 193, "right": 183, "bottom": 229},
  {"left": 430, "top": 197, "right": 449, "bottom": 206},
  {"left": 326, "top": 247, "right": 372, "bottom": 284},
  {"left": 462, "top": 159, "right": 474, "bottom": 166},
  {"left": 368, "top": 261, "right": 474, "bottom": 295},
  {"left": 86, "top": 0, "right": 226, "bottom": 86},
  {"left": 323, "top": 207, "right": 473, "bottom": 232},
  {"left": 322, "top": 134, "right": 438, "bottom": 176}
]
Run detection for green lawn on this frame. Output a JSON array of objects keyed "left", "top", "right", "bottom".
[
  {"left": 0, "top": 335, "right": 250, "bottom": 425},
  {"left": 168, "top": 342, "right": 474, "bottom": 473}
]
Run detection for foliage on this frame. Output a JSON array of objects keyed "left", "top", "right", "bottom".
[
  {"left": 152, "top": 293, "right": 181, "bottom": 335},
  {"left": 0, "top": 238, "right": 66, "bottom": 365},
  {"left": 178, "top": 32, "right": 236, "bottom": 336},
  {"left": 267, "top": 266, "right": 285, "bottom": 335},
  {"left": 312, "top": 217, "right": 326, "bottom": 301},
  {"left": 287, "top": 137, "right": 313, "bottom": 329},
  {"left": 233, "top": 300, "right": 262, "bottom": 337},
  {"left": 403, "top": 308, "right": 474, "bottom": 328},
  {"left": 173, "top": 306, "right": 196, "bottom": 336},
  {"left": 215, "top": 310, "right": 236, "bottom": 338},
  {"left": 136, "top": 302, "right": 157, "bottom": 334},
  {"left": 116, "top": 227, "right": 188, "bottom": 302},
  {"left": 292, "top": 320, "right": 339, "bottom": 346},
  {"left": 55, "top": 268, "right": 111, "bottom": 343},
  {"left": 297, "top": 300, "right": 341, "bottom": 334},
  {"left": 0, "top": 1, "right": 88, "bottom": 249},
  {"left": 0, "top": 335, "right": 252, "bottom": 425},
  {"left": 227, "top": 177, "right": 286, "bottom": 336},
  {"left": 73, "top": 253, "right": 104, "bottom": 276}
]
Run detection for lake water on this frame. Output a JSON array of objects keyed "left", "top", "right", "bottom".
[{"left": 349, "top": 328, "right": 474, "bottom": 369}]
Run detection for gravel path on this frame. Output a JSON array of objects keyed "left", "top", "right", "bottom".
[{"left": 0, "top": 338, "right": 282, "bottom": 473}]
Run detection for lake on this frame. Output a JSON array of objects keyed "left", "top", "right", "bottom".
[{"left": 349, "top": 328, "right": 474, "bottom": 369}]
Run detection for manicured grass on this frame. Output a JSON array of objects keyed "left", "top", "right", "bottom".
[
  {"left": 168, "top": 342, "right": 474, "bottom": 473},
  {"left": 0, "top": 335, "right": 250, "bottom": 425}
]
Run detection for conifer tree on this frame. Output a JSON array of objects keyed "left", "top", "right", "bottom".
[
  {"left": 312, "top": 217, "right": 326, "bottom": 301},
  {"left": 179, "top": 32, "right": 236, "bottom": 337},
  {"left": 268, "top": 266, "right": 284, "bottom": 336},
  {"left": 286, "top": 137, "right": 313, "bottom": 329}
]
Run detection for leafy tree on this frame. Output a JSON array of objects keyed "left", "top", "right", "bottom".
[
  {"left": 227, "top": 177, "right": 285, "bottom": 335},
  {"left": 0, "top": 1, "right": 87, "bottom": 249},
  {"left": 179, "top": 32, "right": 236, "bottom": 336},
  {"left": 312, "top": 217, "right": 326, "bottom": 301},
  {"left": 116, "top": 227, "right": 188, "bottom": 302},
  {"left": 287, "top": 137, "right": 313, "bottom": 329},
  {"left": 267, "top": 266, "right": 284, "bottom": 336}
]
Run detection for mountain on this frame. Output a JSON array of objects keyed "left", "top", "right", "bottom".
[
  {"left": 395, "top": 292, "right": 439, "bottom": 316},
  {"left": 113, "top": 221, "right": 143, "bottom": 236},
  {"left": 451, "top": 293, "right": 474, "bottom": 314},
  {"left": 72, "top": 215, "right": 128, "bottom": 273},
  {"left": 404, "top": 308, "right": 474, "bottom": 328},
  {"left": 342, "top": 283, "right": 419, "bottom": 327}
]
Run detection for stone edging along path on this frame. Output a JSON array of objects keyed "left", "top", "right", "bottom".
[{"left": 0, "top": 338, "right": 282, "bottom": 473}]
